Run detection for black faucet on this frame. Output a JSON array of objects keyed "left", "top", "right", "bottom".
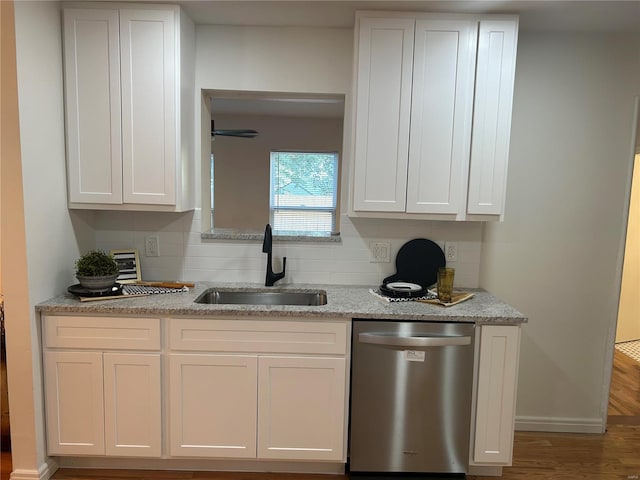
[{"left": 262, "top": 223, "right": 286, "bottom": 286}]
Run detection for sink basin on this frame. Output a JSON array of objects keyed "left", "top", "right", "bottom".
[{"left": 195, "top": 288, "right": 327, "bottom": 306}]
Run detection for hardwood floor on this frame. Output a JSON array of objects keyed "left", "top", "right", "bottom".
[
  {"left": 0, "top": 451, "right": 10, "bottom": 480},
  {"left": 2, "top": 351, "right": 639, "bottom": 480},
  {"left": 608, "top": 349, "right": 640, "bottom": 419}
]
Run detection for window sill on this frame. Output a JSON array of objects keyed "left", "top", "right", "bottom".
[{"left": 201, "top": 228, "right": 341, "bottom": 243}]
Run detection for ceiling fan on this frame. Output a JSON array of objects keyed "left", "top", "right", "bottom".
[{"left": 211, "top": 120, "right": 258, "bottom": 139}]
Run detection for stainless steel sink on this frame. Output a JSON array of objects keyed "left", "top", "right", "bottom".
[{"left": 194, "top": 288, "right": 327, "bottom": 306}]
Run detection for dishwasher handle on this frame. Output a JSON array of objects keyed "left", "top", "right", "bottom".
[{"left": 358, "top": 332, "right": 471, "bottom": 348}]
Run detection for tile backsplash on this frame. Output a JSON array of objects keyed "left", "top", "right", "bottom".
[{"left": 95, "top": 209, "right": 483, "bottom": 287}]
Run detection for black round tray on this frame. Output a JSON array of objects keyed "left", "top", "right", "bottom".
[{"left": 68, "top": 283, "right": 123, "bottom": 297}]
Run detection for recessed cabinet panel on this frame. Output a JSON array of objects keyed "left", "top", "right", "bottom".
[
  {"left": 352, "top": 17, "right": 415, "bottom": 212},
  {"left": 170, "top": 318, "right": 348, "bottom": 355},
  {"left": 103, "top": 353, "right": 162, "bottom": 457},
  {"left": 406, "top": 18, "right": 476, "bottom": 214},
  {"left": 257, "top": 356, "right": 346, "bottom": 461},
  {"left": 473, "top": 325, "right": 521, "bottom": 465},
  {"left": 120, "top": 10, "right": 176, "bottom": 205},
  {"left": 467, "top": 19, "right": 518, "bottom": 215},
  {"left": 169, "top": 354, "right": 258, "bottom": 458},
  {"left": 44, "top": 351, "right": 105, "bottom": 455},
  {"left": 43, "top": 315, "right": 161, "bottom": 350},
  {"left": 64, "top": 9, "right": 122, "bottom": 204}
]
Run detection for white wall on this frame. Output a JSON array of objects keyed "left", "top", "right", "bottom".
[
  {"left": 480, "top": 31, "right": 640, "bottom": 432},
  {"left": 12, "top": 1, "right": 95, "bottom": 477},
  {"left": 195, "top": 25, "right": 355, "bottom": 218},
  {"left": 196, "top": 25, "right": 353, "bottom": 94}
]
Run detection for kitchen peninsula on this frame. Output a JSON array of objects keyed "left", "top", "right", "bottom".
[{"left": 37, "top": 284, "right": 526, "bottom": 477}]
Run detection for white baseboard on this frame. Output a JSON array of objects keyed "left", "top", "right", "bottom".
[
  {"left": 10, "top": 458, "right": 58, "bottom": 480},
  {"left": 515, "top": 415, "right": 604, "bottom": 434}
]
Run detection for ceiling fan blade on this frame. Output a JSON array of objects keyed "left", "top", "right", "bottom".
[
  {"left": 213, "top": 129, "right": 259, "bottom": 138},
  {"left": 211, "top": 120, "right": 258, "bottom": 139}
]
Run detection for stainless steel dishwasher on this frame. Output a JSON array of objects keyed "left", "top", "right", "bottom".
[{"left": 349, "top": 320, "right": 475, "bottom": 475}]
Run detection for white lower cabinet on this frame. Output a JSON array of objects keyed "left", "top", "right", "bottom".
[
  {"left": 42, "top": 316, "right": 162, "bottom": 457},
  {"left": 44, "top": 351, "right": 162, "bottom": 457},
  {"left": 472, "top": 324, "right": 521, "bottom": 466},
  {"left": 168, "top": 318, "right": 349, "bottom": 462},
  {"left": 41, "top": 314, "right": 520, "bottom": 469}
]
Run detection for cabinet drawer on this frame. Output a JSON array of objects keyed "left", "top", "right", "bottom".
[
  {"left": 170, "top": 318, "right": 348, "bottom": 355},
  {"left": 43, "top": 315, "right": 160, "bottom": 350}
]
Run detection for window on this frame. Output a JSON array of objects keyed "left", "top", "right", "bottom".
[{"left": 270, "top": 151, "right": 338, "bottom": 236}]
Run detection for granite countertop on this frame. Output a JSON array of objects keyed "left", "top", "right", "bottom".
[{"left": 36, "top": 282, "right": 527, "bottom": 324}]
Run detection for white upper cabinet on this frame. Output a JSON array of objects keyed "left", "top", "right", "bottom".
[
  {"left": 350, "top": 12, "right": 518, "bottom": 221},
  {"left": 63, "top": 5, "right": 195, "bottom": 211},
  {"left": 352, "top": 17, "right": 414, "bottom": 212},
  {"left": 119, "top": 9, "right": 177, "bottom": 205},
  {"left": 63, "top": 8, "right": 122, "bottom": 205},
  {"left": 467, "top": 19, "right": 519, "bottom": 215},
  {"left": 407, "top": 17, "right": 477, "bottom": 215}
]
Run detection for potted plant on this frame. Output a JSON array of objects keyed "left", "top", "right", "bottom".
[{"left": 75, "top": 250, "right": 119, "bottom": 290}]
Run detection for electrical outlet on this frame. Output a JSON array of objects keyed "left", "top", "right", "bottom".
[
  {"left": 445, "top": 242, "right": 458, "bottom": 262},
  {"left": 145, "top": 235, "right": 160, "bottom": 257},
  {"left": 370, "top": 242, "right": 391, "bottom": 263}
]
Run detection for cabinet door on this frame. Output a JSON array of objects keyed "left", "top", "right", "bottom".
[
  {"left": 352, "top": 17, "right": 415, "bottom": 212},
  {"left": 44, "top": 351, "right": 105, "bottom": 455},
  {"left": 169, "top": 354, "right": 258, "bottom": 458},
  {"left": 103, "top": 353, "right": 162, "bottom": 457},
  {"left": 257, "top": 356, "right": 346, "bottom": 461},
  {"left": 406, "top": 18, "right": 477, "bottom": 214},
  {"left": 467, "top": 18, "right": 518, "bottom": 215},
  {"left": 473, "top": 325, "right": 521, "bottom": 465},
  {"left": 120, "top": 9, "right": 177, "bottom": 205},
  {"left": 63, "top": 9, "right": 123, "bottom": 204}
]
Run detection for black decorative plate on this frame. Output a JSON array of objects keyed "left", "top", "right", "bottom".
[
  {"left": 383, "top": 238, "right": 446, "bottom": 289},
  {"left": 68, "top": 283, "right": 123, "bottom": 297}
]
